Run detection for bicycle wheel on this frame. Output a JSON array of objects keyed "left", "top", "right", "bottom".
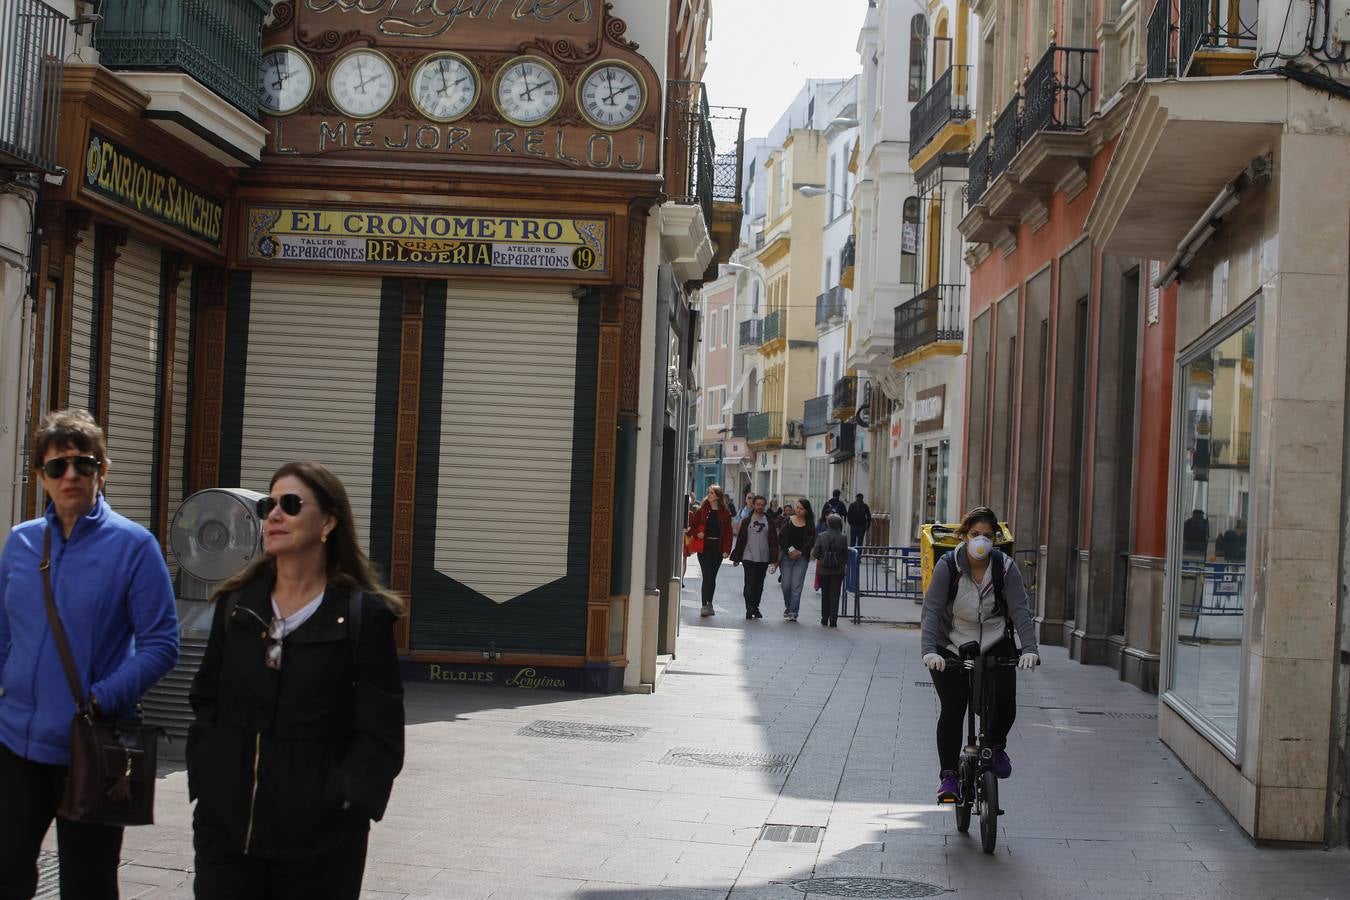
[
  {"left": 954, "top": 762, "right": 972, "bottom": 833},
  {"left": 979, "top": 770, "right": 999, "bottom": 853}
]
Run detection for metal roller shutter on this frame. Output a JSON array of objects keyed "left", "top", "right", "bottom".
[
  {"left": 104, "top": 238, "right": 162, "bottom": 531},
  {"left": 434, "top": 284, "right": 577, "bottom": 603},
  {"left": 165, "top": 266, "right": 193, "bottom": 576},
  {"left": 240, "top": 272, "right": 381, "bottom": 551},
  {"left": 67, "top": 231, "right": 96, "bottom": 411}
]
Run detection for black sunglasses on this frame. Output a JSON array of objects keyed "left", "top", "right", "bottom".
[
  {"left": 256, "top": 493, "right": 305, "bottom": 518},
  {"left": 40, "top": 455, "right": 101, "bottom": 479}
]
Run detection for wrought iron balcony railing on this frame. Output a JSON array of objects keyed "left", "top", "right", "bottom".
[
  {"left": 0, "top": 0, "right": 65, "bottom": 173},
  {"left": 894, "top": 284, "right": 966, "bottom": 361},
  {"left": 731, "top": 411, "right": 751, "bottom": 438},
  {"left": 990, "top": 93, "right": 1022, "bottom": 181},
  {"left": 665, "top": 81, "right": 746, "bottom": 228},
  {"left": 761, "top": 309, "right": 784, "bottom": 347},
  {"left": 96, "top": 0, "right": 269, "bottom": 118},
  {"left": 1147, "top": 0, "right": 1175, "bottom": 77},
  {"left": 831, "top": 375, "right": 857, "bottom": 420},
  {"left": 966, "top": 133, "right": 992, "bottom": 205},
  {"left": 841, "top": 234, "right": 856, "bottom": 270},
  {"left": 709, "top": 105, "right": 747, "bottom": 204},
  {"left": 739, "top": 317, "right": 762, "bottom": 347},
  {"left": 815, "top": 286, "right": 846, "bottom": 329},
  {"left": 1149, "top": 0, "right": 1258, "bottom": 78},
  {"left": 803, "top": 394, "right": 832, "bottom": 436},
  {"left": 748, "top": 411, "right": 782, "bottom": 447},
  {"left": 910, "top": 64, "right": 972, "bottom": 158}
]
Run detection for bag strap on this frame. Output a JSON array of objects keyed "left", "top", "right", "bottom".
[{"left": 40, "top": 527, "right": 89, "bottom": 711}]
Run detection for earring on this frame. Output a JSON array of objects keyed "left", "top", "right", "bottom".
[{"left": 321, "top": 534, "right": 328, "bottom": 544}]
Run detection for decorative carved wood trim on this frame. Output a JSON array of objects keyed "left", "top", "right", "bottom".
[
  {"left": 190, "top": 268, "right": 228, "bottom": 493},
  {"left": 24, "top": 205, "right": 65, "bottom": 519},
  {"left": 93, "top": 226, "right": 126, "bottom": 432},
  {"left": 587, "top": 286, "right": 623, "bottom": 630},
  {"left": 55, "top": 211, "right": 90, "bottom": 410},
  {"left": 155, "top": 254, "right": 186, "bottom": 550},
  {"left": 586, "top": 603, "right": 610, "bottom": 659},
  {"left": 618, "top": 202, "right": 649, "bottom": 418},
  {"left": 391, "top": 278, "right": 424, "bottom": 654}
]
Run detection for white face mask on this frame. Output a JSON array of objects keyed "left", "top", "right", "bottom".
[{"left": 967, "top": 535, "right": 993, "bottom": 560}]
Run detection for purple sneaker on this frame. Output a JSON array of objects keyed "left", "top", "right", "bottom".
[
  {"left": 937, "top": 770, "right": 960, "bottom": 804},
  {"left": 991, "top": 748, "right": 1012, "bottom": 779}
]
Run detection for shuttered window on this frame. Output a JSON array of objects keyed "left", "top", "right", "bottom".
[
  {"left": 67, "top": 231, "right": 96, "bottom": 411},
  {"left": 239, "top": 272, "right": 381, "bottom": 551},
  {"left": 104, "top": 238, "right": 162, "bottom": 530},
  {"left": 432, "top": 284, "right": 577, "bottom": 604}
]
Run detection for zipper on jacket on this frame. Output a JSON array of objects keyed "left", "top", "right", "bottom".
[{"left": 244, "top": 732, "right": 262, "bottom": 853}]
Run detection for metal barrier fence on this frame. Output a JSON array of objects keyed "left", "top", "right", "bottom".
[{"left": 842, "top": 546, "right": 923, "bottom": 624}]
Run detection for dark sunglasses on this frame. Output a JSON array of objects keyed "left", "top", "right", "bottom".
[
  {"left": 256, "top": 493, "right": 305, "bottom": 518},
  {"left": 234, "top": 605, "right": 286, "bottom": 670},
  {"left": 40, "top": 455, "right": 101, "bottom": 479}
]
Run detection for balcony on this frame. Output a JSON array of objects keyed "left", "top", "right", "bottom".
[
  {"left": 739, "top": 318, "right": 762, "bottom": 348},
  {"left": 893, "top": 284, "right": 966, "bottom": 366},
  {"left": 1147, "top": 0, "right": 1258, "bottom": 78},
  {"left": 760, "top": 309, "right": 785, "bottom": 352},
  {"left": 747, "top": 411, "right": 782, "bottom": 450},
  {"left": 831, "top": 375, "right": 857, "bottom": 422},
  {"left": 731, "top": 411, "right": 750, "bottom": 438},
  {"left": 803, "top": 395, "right": 832, "bottom": 436},
  {"left": 960, "top": 44, "right": 1098, "bottom": 249},
  {"left": 0, "top": 0, "right": 65, "bottom": 174},
  {"left": 840, "top": 234, "right": 856, "bottom": 289},
  {"left": 910, "top": 64, "right": 973, "bottom": 162},
  {"left": 665, "top": 82, "right": 745, "bottom": 280},
  {"left": 815, "top": 286, "right": 846, "bottom": 329}
]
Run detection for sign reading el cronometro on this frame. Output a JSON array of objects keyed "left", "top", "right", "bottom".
[
  {"left": 83, "top": 132, "right": 224, "bottom": 247},
  {"left": 245, "top": 205, "right": 608, "bottom": 275}
]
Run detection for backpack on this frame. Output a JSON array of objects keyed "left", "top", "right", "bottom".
[
  {"left": 822, "top": 537, "right": 845, "bottom": 569},
  {"left": 943, "top": 551, "right": 1012, "bottom": 637}
]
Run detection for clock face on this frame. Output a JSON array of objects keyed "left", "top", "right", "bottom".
[
  {"left": 493, "top": 57, "right": 562, "bottom": 127},
  {"left": 410, "top": 53, "right": 479, "bottom": 123},
  {"left": 258, "top": 46, "right": 314, "bottom": 116},
  {"left": 328, "top": 49, "right": 396, "bottom": 119},
  {"left": 577, "top": 62, "right": 645, "bottom": 131}
]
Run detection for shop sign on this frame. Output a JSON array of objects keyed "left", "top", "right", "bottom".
[
  {"left": 889, "top": 410, "right": 904, "bottom": 453},
  {"left": 299, "top": 0, "right": 599, "bottom": 47},
  {"left": 914, "top": 385, "right": 945, "bottom": 434},
  {"left": 244, "top": 205, "right": 607, "bottom": 275},
  {"left": 401, "top": 660, "right": 584, "bottom": 691},
  {"left": 83, "top": 132, "right": 224, "bottom": 247}
]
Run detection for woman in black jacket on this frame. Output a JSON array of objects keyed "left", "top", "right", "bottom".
[{"left": 188, "top": 461, "right": 405, "bottom": 899}]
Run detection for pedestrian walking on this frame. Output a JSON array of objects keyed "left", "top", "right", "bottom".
[
  {"left": 733, "top": 489, "right": 754, "bottom": 536},
  {"left": 730, "top": 495, "right": 779, "bottom": 619},
  {"left": 847, "top": 493, "right": 872, "bottom": 547},
  {"left": 822, "top": 489, "right": 848, "bottom": 521},
  {"left": 812, "top": 514, "right": 850, "bottom": 627},
  {"left": 777, "top": 499, "right": 816, "bottom": 622},
  {"left": 188, "top": 461, "right": 405, "bottom": 900},
  {"left": 687, "top": 484, "right": 733, "bottom": 617},
  {"left": 0, "top": 408, "right": 180, "bottom": 900}
]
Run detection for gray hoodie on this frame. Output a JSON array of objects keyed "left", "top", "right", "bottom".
[{"left": 921, "top": 545, "right": 1038, "bottom": 657}]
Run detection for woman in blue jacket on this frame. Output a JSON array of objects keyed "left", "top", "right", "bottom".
[{"left": 0, "top": 409, "right": 180, "bottom": 899}]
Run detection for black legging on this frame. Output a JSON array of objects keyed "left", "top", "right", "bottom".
[
  {"left": 697, "top": 549, "right": 723, "bottom": 605},
  {"left": 930, "top": 637, "right": 1018, "bottom": 772}
]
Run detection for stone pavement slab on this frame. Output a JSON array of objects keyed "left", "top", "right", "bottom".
[{"left": 33, "top": 556, "right": 1350, "bottom": 899}]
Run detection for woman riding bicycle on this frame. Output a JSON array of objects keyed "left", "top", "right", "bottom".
[{"left": 920, "top": 506, "right": 1039, "bottom": 804}]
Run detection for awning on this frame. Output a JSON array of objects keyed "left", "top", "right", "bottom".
[{"left": 723, "top": 364, "right": 757, "bottom": 414}]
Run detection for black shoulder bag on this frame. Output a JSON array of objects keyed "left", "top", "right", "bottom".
[{"left": 40, "top": 527, "right": 159, "bottom": 827}]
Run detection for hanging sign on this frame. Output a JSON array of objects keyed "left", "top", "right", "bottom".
[
  {"left": 243, "top": 205, "right": 608, "bottom": 275},
  {"left": 913, "top": 385, "right": 946, "bottom": 434},
  {"left": 83, "top": 131, "right": 225, "bottom": 247},
  {"left": 889, "top": 410, "right": 904, "bottom": 453}
]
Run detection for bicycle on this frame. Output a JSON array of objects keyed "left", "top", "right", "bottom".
[{"left": 949, "top": 640, "right": 1023, "bottom": 854}]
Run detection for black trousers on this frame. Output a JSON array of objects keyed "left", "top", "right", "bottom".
[
  {"left": 193, "top": 825, "right": 369, "bottom": 900},
  {"left": 930, "top": 638, "right": 1018, "bottom": 772},
  {"left": 0, "top": 741, "right": 124, "bottom": 900},
  {"left": 849, "top": 527, "right": 867, "bottom": 547},
  {"left": 741, "top": 561, "right": 769, "bottom": 613},
  {"left": 697, "top": 549, "right": 722, "bottom": 605},
  {"left": 819, "top": 572, "right": 844, "bottom": 625}
]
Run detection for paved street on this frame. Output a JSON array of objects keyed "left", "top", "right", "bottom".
[{"left": 44, "top": 558, "right": 1350, "bottom": 899}]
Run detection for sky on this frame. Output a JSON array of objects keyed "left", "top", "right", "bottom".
[{"left": 702, "top": 1, "right": 867, "bottom": 138}]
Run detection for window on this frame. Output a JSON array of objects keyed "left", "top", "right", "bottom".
[
  {"left": 777, "top": 156, "right": 787, "bottom": 215},
  {"left": 832, "top": 352, "right": 841, "bottom": 385},
  {"left": 753, "top": 281, "right": 760, "bottom": 315},
  {"left": 909, "top": 15, "right": 929, "bottom": 101},
  {"left": 827, "top": 153, "right": 837, "bottom": 220},
  {"left": 901, "top": 197, "right": 921, "bottom": 285},
  {"left": 820, "top": 359, "right": 827, "bottom": 395},
  {"left": 708, "top": 309, "right": 717, "bottom": 346},
  {"left": 825, "top": 259, "right": 833, "bottom": 291},
  {"left": 722, "top": 306, "right": 730, "bottom": 346}
]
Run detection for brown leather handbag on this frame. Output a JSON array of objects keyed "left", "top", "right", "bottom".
[{"left": 40, "top": 527, "right": 159, "bottom": 827}]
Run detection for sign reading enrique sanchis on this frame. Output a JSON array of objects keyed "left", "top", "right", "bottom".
[
  {"left": 83, "top": 131, "right": 224, "bottom": 247},
  {"left": 244, "top": 205, "right": 608, "bottom": 275}
]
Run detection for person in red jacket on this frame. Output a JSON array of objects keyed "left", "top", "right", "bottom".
[{"left": 687, "top": 485, "right": 733, "bottom": 617}]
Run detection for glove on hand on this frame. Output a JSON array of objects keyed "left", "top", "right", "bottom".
[
  {"left": 1018, "top": 652, "right": 1040, "bottom": 670},
  {"left": 922, "top": 653, "right": 946, "bottom": 673}
]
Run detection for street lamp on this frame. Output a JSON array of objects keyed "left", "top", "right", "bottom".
[
  {"left": 796, "top": 185, "right": 851, "bottom": 202},
  {"left": 827, "top": 116, "right": 860, "bottom": 130}
]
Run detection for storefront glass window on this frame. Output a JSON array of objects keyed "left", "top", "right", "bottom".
[{"left": 1168, "top": 314, "right": 1256, "bottom": 751}]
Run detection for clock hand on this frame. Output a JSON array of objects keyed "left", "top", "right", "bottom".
[
  {"left": 604, "top": 84, "right": 635, "bottom": 105},
  {"left": 437, "top": 61, "right": 450, "bottom": 94}
]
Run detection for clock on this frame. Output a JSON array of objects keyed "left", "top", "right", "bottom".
[
  {"left": 327, "top": 49, "right": 397, "bottom": 119},
  {"left": 493, "top": 56, "right": 563, "bottom": 127},
  {"left": 258, "top": 46, "right": 315, "bottom": 116},
  {"left": 577, "top": 61, "right": 646, "bottom": 131},
  {"left": 410, "top": 52, "right": 479, "bottom": 123}
]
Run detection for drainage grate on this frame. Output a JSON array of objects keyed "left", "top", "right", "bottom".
[
  {"left": 658, "top": 747, "right": 795, "bottom": 772},
  {"left": 517, "top": 720, "right": 648, "bottom": 743},
  {"left": 792, "top": 877, "right": 946, "bottom": 898},
  {"left": 760, "top": 823, "right": 823, "bottom": 843},
  {"left": 915, "top": 681, "right": 933, "bottom": 687},
  {"left": 1076, "top": 710, "right": 1157, "bottom": 720}
]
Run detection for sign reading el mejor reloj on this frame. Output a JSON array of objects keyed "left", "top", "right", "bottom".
[
  {"left": 84, "top": 131, "right": 225, "bottom": 247},
  {"left": 244, "top": 205, "right": 608, "bottom": 275}
]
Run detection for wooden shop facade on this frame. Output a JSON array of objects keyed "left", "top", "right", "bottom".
[{"left": 26, "top": 2, "right": 685, "bottom": 693}]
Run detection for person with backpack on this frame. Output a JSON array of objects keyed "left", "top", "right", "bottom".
[
  {"left": 822, "top": 489, "right": 848, "bottom": 521},
  {"left": 812, "top": 515, "right": 850, "bottom": 627},
  {"left": 919, "top": 506, "right": 1039, "bottom": 805},
  {"left": 187, "top": 462, "right": 405, "bottom": 899},
  {"left": 846, "top": 493, "right": 872, "bottom": 547}
]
